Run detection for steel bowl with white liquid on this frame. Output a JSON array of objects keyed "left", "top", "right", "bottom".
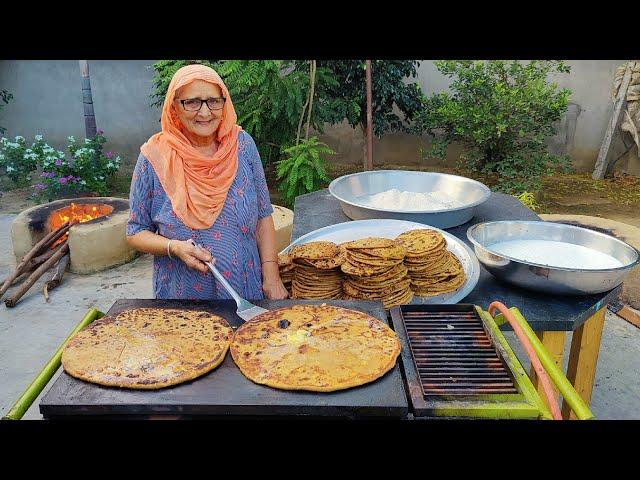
[
  {"left": 467, "top": 220, "right": 640, "bottom": 295},
  {"left": 328, "top": 170, "right": 491, "bottom": 229}
]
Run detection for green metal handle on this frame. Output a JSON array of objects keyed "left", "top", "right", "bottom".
[
  {"left": 495, "top": 307, "right": 596, "bottom": 420},
  {"left": 2, "top": 308, "right": 104, "bottom": 421}
]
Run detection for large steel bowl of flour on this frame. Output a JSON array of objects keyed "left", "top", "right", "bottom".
[
  {"left": 467, "top": 220, "right": 640, "bottom": 295},
  {"left": 328, "top": 170, "right": 491, "bottom": 229}
]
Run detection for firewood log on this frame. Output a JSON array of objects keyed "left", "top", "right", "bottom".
[
  {"left": 0, "top": 222, "right": 70, "bottom": 299},
  {"left": 4, "top": 242, "right": 69, "bottom": 308},
  {"left": 43, "top": 253, "right": 70, "bottom": 302}
]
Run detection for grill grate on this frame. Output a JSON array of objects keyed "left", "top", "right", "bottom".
[{"left": 401, "top": 308, "right": 518, "bottom": 396}]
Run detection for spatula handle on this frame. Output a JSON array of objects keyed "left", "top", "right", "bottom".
[{"left": 187, "top": 239, "right": 243, "bottom": 308}]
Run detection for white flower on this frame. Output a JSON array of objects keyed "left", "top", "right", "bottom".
[
  {"left": 6, "top": 165, "right": 15, "bottom": 172},
  {"left": 74, "top": 150, "right": 83, "bottom": 158},
  {"left": 14, "top": 135, "right": 24, "bottom": 141},
  {"left": 35, "top": 134, "right": 43, "bottom": 141},
  {"left": 107, "top": 162, "right": 114, "bottom": 168},
  {"left": 0, "top": 153, "right": 4, "bottom": 160},
  {"left": 99, "top": 176, "right": 104, "bottom": 180},
  {"left": 85, "top": 139, "right": 91, "bottom": 144},
  {"left": 80, "top": 180, "right": 87, "bottom": 185},
  {"left": 57, "top": 151, "right": 65, "bottom": 157},
  {"left": 67, "top": 136, "right": 75, "bottom": 142}
]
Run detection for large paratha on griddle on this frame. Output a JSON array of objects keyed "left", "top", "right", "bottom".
[
  {"left": 230, "top": 304, "right": 401, "bottom": 392},
  {"left": 61, "top": 308, "right": 233, "bottom": 389}
]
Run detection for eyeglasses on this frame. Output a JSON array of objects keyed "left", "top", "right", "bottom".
[{"left": 178, "top": 97, "right": 226, "bottom": 112}]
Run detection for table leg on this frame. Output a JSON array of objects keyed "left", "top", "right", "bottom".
[
  {"left": 529, "top": 331, "right": 566, "bottom": 411},
  {"left": 561, "top": 307, "right": 606, "bottom": 420}
]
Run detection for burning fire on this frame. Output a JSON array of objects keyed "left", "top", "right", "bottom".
[{"left": 48, "top": 203, "right": 113, "bottom": 248}]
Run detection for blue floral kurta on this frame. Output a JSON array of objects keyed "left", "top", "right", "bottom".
[{"left": 126, "top": 131, "right": 273, "bottom": 300}]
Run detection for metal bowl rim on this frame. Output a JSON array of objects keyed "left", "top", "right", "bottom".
[
  {"left": 328, "top": 170, "right": 492, "bottom": 214},
  {"left": 466, "top": 220, "right": 640, "bottom": 273}
]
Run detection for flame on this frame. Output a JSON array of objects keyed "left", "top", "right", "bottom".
[{"left": 48, "top": 203, "right": 113, "bottom": 248}]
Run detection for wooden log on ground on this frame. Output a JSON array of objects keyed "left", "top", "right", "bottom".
[
  {"left": 593, "top": 64, "right": 634, "bottom": 180},
  {"left": 43, "top": 253, "right": 70, "bottom": 302},
  {"left": 4, "top": 242, "right": 69, "bottom": 308},
  {"left": 0, "top": 222, "right": 70, "bottom": 299},
  {"left": 0, "top": 241, "right": 67, "bottom": 290}
]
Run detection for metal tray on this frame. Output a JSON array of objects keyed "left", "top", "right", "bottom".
[
  {"left": 281, "top": 219, "right": 480, "bottom": 305},
  {"left": 328, "top": 170, "right": 491, "bottom": 229}
]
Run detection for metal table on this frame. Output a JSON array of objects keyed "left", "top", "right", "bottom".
[{"left": 292, "top": 189, "right": 621, "bottom": 419}]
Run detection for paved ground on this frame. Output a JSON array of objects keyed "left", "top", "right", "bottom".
[{"left": 1, "top": 213, "right": 638, "bottom": 420}]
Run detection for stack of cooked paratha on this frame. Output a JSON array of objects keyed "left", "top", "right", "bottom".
[
  {"left": 289, "top": 241, "right": 345, "bottom": 300},
  {"left": 277, "top": 252, "right": 295, "bottom": 297},
  {"left": 395, "top": 229, "right": 466, "bottom": 297},
  {"left": 340, "top": 237, "right": 414, "bottom": 309}
]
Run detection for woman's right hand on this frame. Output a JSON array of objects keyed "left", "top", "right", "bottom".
[{"left": 170, "top": 240, "right": 215, "bottom": 274}]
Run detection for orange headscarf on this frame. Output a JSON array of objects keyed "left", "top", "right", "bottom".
[{"left": 141, "top": 64, "right": 242, "bottom": 230}]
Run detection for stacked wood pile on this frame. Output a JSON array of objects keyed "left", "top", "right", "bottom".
[{"left": 0, "top": 222, "right": 72, "bottom": 307}]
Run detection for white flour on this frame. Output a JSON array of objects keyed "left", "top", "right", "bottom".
[
  {"left": 360, "top": 188, "right": 464, "bottom": 211},
  {"left": 488, "top": 240, "right": 623, "bottom": 269}
]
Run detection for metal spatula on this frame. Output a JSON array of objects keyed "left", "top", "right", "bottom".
[{"left": 187, "top": 239, "right": 268, "bottom": 322}]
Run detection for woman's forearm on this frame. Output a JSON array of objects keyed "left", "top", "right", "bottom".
[
  {"left": 126, "top": 230, "right": 174, "bottom": 257},
  {"left": 127, "top": 230, "right": 212, "bottom": 274},
  {"left": 255, "top": 216, "right": 279, "bottom": 274},
  {"left": 255, "top": 215, "right": 288, "bottom": 299}
]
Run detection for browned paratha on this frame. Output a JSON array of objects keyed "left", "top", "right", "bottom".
[
  {"left": 61, "top": 308, "right": 233, "bottom": 389},
  {"left": 230, "top": 304, "right": 401, "bottom": 392}
]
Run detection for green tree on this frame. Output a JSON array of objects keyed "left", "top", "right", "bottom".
[
  {"left": 415, "top": 60, "right": 572, "bottom": 193},
  {"left": 315, "top": 60, "right": 424, "bottom": 137},
  {"left": 275, "top": 61, "right": 335, "bottom": 207}
]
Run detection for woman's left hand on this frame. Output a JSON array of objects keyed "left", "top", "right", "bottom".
[{"left": 262, "top": 263, "right": 289, "bottom": 300}]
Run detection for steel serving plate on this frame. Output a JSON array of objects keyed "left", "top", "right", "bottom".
[
  {"left": 281, "top": 219, "right": 480, "bottom": 305},
  {"left": 328, "top": 170, "right": 491, "bottom": 229},
  {"left": 467, "top": 220, "right": 640, "bottom": 295}
]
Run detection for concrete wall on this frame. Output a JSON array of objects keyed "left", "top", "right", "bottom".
[
  {"left": 1, "top": 60, "right": 638, "bottom": 177},
  {"left": 0, "top": 60, "right": 160, "bottom": 178}
]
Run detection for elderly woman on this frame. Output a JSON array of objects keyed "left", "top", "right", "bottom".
[{"left": 126, "top": 64, "right": 288, "bottom": 301}]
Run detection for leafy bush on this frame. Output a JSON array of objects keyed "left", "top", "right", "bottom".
[
  {"left": 415, "top": 60, "right": 573, "bottom": 193},
  {"left": 275, "top": 137, "right": 333, "bottom": 208},
  {"left": 0, "top": 135, "right": 38, "bottom": 188},
  {"left": 34, "top": 131, "right": 121, "bottom": 201},
  {"left": 0, "top": 89, "right": 12, "bottom": 135},
  {"left": 515, "top": 191, "right": 540, "bottom": 212}
]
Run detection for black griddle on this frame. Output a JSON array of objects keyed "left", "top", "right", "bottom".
[{"left": 40, "top": 299, "right": 408, "bottom": 419}]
